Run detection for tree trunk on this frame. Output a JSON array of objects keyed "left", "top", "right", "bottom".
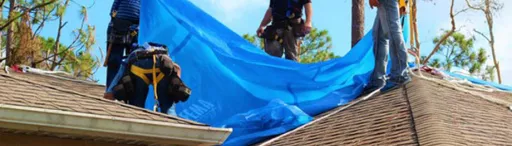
[
  {"left": 0, "top": 1, "right": 3, "bottom": 62},
  {"left": 5, "top": 0, "right": 15, "bottom": 66},
  {"left": 424, "top": 0, "right": 456, "bottom": 65},
  {"left": 484, "top": 0, "right": 502, "bottom": 84},
  {"left": 51, "top": 14, "right": 63, "bottom": 70},
  {"left": 351, "top": 0, "right": 364, "bottom": 48}
]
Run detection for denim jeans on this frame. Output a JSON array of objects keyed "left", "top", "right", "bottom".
[
  {"left": 106, "top": 19, "right": 138, "bottom": 89},
  {"left": 106, "top": 42, "right": 126, "bottom": 89},
  {"left": 370, "top": 0, "right": 410, "bottom": 87}
]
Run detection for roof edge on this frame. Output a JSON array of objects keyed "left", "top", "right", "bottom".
[
  {"left": 0, "top": 104, "right": 232, "bottom": 145},
  {"left": 0, "top": 72, "right": 205, "bottom": 125}
]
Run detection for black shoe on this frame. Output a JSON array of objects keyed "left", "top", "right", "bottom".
[
  {"left": 360, "top": 85, "right": 383, "bottom": 97},
  {"left": 380, "top": 77, "right": 412, "bottom": 94}
]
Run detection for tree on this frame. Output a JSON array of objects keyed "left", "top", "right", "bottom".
[
  {"left": 1, "top": 0, "right": 99, "bottom": 81},
  {"left": 5, "top": 0, "right": 16, "bottom": 65},
  {"left": 432, "top": 31, "right": 490, "bottom": 79},
  {"left": 351, "top": 0, "right": 364, "bottom": 47},
  {"left": 481, "top": 66, "right": 495, "bottom": 82},
  {"left": 243, "top": 27, "right": 339, "bottom": 64},
  {"left": 429, "top": 58, "right": 441, "bottom": 68},
  {"left": 424, "top": 0, "right": 458, "bottom": 65},
  {"left": 465, "top": 0, "right": 503, "bottom": 83},
  {"left": 242, "top": 34, "right": 264, "bottom": 49}
]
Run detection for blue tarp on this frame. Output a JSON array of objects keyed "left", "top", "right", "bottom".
[{"left": 138, "top": 0, "right": 396, "bottom": 145}]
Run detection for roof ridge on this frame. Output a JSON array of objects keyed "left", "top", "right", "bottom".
[
  {"left": 412, "top": 73, "right": 512, "bottom": 109},
  {"left": 6, "top": 67, "right": 104, "bottom": 87},
  {"left": 408, "top": 74, "right": 512, "bottom": 145},
  {"left": 257, "top": 88, "right": 382, "bottom": 146},
  {"left": 0, "top": 72, "right": 204, "bottom": 126}
]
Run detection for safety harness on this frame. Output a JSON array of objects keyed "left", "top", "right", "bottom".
[
  {"left": 113, "top": 43, "right": 191, "bottom": 112},
  {"left": 130, "top": 48, "right": 167, "bottom": 111},
  {"left": 261, "top": 0, "right": 310, "bottom": 42}
]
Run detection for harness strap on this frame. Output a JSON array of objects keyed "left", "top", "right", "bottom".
[{"left": 130, "top": 64, "right": 165, "bottom": 85}]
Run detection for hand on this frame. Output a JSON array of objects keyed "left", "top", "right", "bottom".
[
  {"left": 111, "top": 10, "right": 117, "bottom": 18},
  {"left": 103, "top": 93, "right": 115, "bottom": 100},
  {"left": 369, "top": 0, "right": 380, "bottom": 9},
  {"left": 256, "top": 26, "right": 265, "bottom": 37},
  {"left": 304, "top": 21, "right": 312, "bottom": 31}
]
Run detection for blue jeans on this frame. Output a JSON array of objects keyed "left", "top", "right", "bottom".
[
  {"left": 370, "top": 0, "right": 410, "bottom": 87},
  {"left": 106, "top": 19, "right": 138, "bottom": 89},
  {"left": 106, "top": 42, "right": 126, "bottom": 89}
]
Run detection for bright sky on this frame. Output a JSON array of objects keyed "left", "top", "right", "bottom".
[{"left": 38, "top": 0, "right": 512, "bottom": 86}]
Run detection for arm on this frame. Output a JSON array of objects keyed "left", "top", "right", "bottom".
[
  {"left": 304, "top": 3, "right": 313, "bottom": 27},
  {"left": 257, "top": 8, "right": 273, "bottom": 36},
  {"left": 259, "top": 8, "right": 273, "bottom": 28}
]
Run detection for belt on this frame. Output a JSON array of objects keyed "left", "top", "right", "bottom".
[{"left": 128, "top": 50, "right": 168, "bottom": 64}]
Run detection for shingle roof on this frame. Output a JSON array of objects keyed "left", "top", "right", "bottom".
[
  {"left": 259, "top": 74, "right": 512, "bottom": 146},
  {"left": 0, "top": 71, "right": 203, "bottom": 125},
  {"left": 5, "top": 69, "right": 106, "bottom": 97}
]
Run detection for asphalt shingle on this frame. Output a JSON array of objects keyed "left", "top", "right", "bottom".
[
  {"left": 260, "top": 74, "right": 512, "bottom": 146},
  {"left": 0, "top": 72, "right": 203, "bottom": 126}
]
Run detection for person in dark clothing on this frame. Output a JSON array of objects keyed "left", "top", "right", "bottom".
[
  {"left": 105, "top": 0, "right": 141, "bottom": 90},
  {"left": 104, "top": 43, "right": 191, "bottom": 114},
  {"left": 257, "top": 0, "right": 313, "bottom": 62}
]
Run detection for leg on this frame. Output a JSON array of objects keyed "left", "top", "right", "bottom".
[
  {"left": 283, "top": 30, "right": 299, "bottom": 62},
  {"left": 381, "top": 0, "right": 410, "bottom": 83},
  {"left": 362, "top": 9, "right": 390, "bottom": 95},
  {"left": 128, "top": 59, "right": 153, "bottom": 109},
  {"left": 369, "top": 12, "right": 389, "bottom": 88},
  {"left": 156, "top": 56, "right": 176, "bottom": 114},
  {"left": 129, "top": 74, "right": 149, "bottom": 108},
  {"left": 106, "top": 43, "right": 125, "bottom": 88},
  {"left": 157, "top": 75, "right": 174, "bottom": 114}
]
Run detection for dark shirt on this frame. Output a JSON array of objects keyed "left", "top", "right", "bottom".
[
  {"left": 111, "top": 0, "right": 140, "bottom": 21},
  {"left": 269, "top": 0, "right": 311, "bottom": 21}
]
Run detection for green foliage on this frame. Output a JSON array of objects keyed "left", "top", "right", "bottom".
[
  {"left": 432, "top": 31, "right": 492, "bottom": 80},
  {"left": 242, "top": 34, "right": 265, "bottom": 49},
  {"left": 482, "top": 66, "right": 496, "bottom": 82},
  {"left": 1, "top": 0, "right": 98, "bottom": 81},
  {"left": 243, "top": 27, "right": 339, "bottom": 64},
  {"left": 429, "top": 58, "right": 442, "bottom": 68}
]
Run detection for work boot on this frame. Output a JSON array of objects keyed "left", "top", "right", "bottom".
[
  {"left": 380, "top": 77, "right": 412, "bottom": 94},
  {"left": 360, "top": 84, "right": 384, "bottom": 97}
]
